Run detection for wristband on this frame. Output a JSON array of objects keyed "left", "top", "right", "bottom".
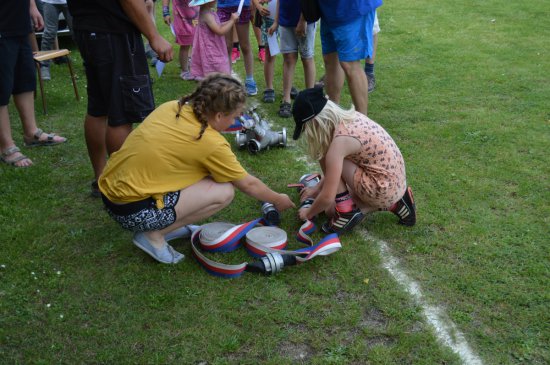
[{"left": 162, "top": 6, "right": 170, "bottom": 17}]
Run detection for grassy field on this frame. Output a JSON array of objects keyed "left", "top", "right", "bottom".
[{"left": 1, "top": 0, "right": 548, "bottom": 363}]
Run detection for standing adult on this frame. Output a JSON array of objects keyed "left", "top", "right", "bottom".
[
  {"left": 318, "top": 0, "right": 382, "bottom": 116},
  {"left": 0, "top": 0, "right": 67, "bottom": 168},
  {"left": 39, "top": 0, "right": 73, "bottom": 80},
  {"left": 67, "top": 0, "right": 174, "bottom": 196}
]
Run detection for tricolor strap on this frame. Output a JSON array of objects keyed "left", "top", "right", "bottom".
[{"left": 190, "top": 218, "right": 341, "bottom": 278}]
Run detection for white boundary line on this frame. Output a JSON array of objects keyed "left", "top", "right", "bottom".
[
  {"left": 288, "top": 153, "right": 483, "bottom": 363},
  {"left": 363, "top": 231, "right": 484, "bottom": 365}
]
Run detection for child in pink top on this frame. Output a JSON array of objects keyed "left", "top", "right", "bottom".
[
  {"left": 162, "top": 0, "right": 200, "bottom": 80},
  {"left": 189, "top": 0, "right": 239, "bottom": 80}
]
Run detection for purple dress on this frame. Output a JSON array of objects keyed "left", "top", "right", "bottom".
[{"left": 190, "top": 10, "right": 230, "bottom": 80}]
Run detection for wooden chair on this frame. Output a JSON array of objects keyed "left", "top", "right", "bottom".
[{"left": 31, "top": 34, "right": 79, "bottom": 115}]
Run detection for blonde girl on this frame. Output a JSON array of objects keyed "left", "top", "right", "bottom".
[{"left": 292, "top": 87, "right": 416, "bottom": 234}]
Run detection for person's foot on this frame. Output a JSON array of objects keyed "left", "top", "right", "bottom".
[
  {"left": 321, "top": 207, "right": 365, "bottom": 235},
  {"left": 258, "top": 47, "right": 266, "bottom": 63},
  {"left": 180, "top": 70, "right": 195, "bottom": 81},
  {"left": 0, "top": 146, "right": 32, "bottom": 167},
  {"left": 367, "top": 74, "right": 376, "bottom": 93},
  {"left": 23, "top": 128, "right": 67, "bottom": 147},
  {"left": 231, "top": 47, "right": 241, "bottom": 64},
  {"left": 40, "top": 66, "right": 51, "bottom": 81},
  {"left": 390, "top": 187, "right": 416, "bottom": 226},
  {"left": 91, "top": 180, "right": 100, "bottom": 198},
  {"left": 133, "top": 232, "right": 185, "bottom": 264},
  {"left": 245, "top": 79, "right": 258, "bottom": 96},
  {"left": 278, "top": 101, "right": 292, "bottom": 118},
  {"left": 290, "top": 86, "right": 299, "bottom": 99},
  {"left": 263, "top": 88, "right": 275, "bottom": 103}
]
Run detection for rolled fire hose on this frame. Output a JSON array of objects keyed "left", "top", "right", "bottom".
[{"left": 189, "top": 218, "right": 341, "bottom": 278}]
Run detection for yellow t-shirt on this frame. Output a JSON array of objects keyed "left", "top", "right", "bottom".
[{"left": 98, "top": 101, "right": 247, "bottom": 207}]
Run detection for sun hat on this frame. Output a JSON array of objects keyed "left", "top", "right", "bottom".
[
  {"left": 291, "top": 87, "right": 328, "bottom": 140},
  {"left": 189, "top": 0, "right": 215, "bottom": 6}
]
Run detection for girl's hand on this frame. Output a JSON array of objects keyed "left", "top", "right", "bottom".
[
  {"left": 230, "top": 12, "right": 240, "bottom": 23},
  {"left": 274, "top": 193, "right": 296, "bottom": 212},
  {"left": 163, "top": 15, "right": 172, "bottom": 25},
  {"left": 267, "top": 21, "right": 278, "bottom": 36},
  {"left": 298, "top": 207, "right": 310, "bottom": 221},
  {"left": 258, "top": 6, "right": 270, "bottom": 17},
  {"left": 295, "top": 18, "right": 306, "bottom": 37}
]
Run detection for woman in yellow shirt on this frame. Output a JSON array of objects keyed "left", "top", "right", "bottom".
[{"left": 99, "top": 74, "right": 295, "bottom": 264}]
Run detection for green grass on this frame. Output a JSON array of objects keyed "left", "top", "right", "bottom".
[{"left": 1, "top": 0, "right": 549, "bottom": 363}]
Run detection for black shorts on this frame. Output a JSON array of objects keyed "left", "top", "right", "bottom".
[
  {"left": 0, "top": 36, "right": 36, "bottom": 106},
  {"left": 73, "top": 30, "right": 154, "bottom": 126},
  {"left": 102, "top": 191, "right": 180, "bottom": 232}
]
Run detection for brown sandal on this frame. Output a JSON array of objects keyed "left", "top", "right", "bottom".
[
  {"left": 23, "top": 128, "right": 67, "bottom": 147},
  {"left": 1, "top": 146, "right": 32, "bottom": 167}
]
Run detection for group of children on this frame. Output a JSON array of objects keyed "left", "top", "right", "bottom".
[
  {"left": 99, "top": 74, "right": 416, "bottom": 264},
  {"left": 96, "top": 1, "right": 417, "bottom": 264},
  {"left": 159, "top": 0, "right": 317, "bottom": 115}
]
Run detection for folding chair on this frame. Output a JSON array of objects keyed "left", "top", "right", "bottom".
[{"left": 32, "top": 36, "right": 79, "bottom": 114}]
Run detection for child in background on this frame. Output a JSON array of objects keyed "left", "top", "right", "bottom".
[
  {"left": 162, "top": 0, "right": 199, "bottom": 80},
  {"left": 253, "top": 0, "right": 277, "bottom": 103},
  {"left": 292, "top": 88, "right": 416, "bottom": 235},
  {"left": 189, "top": 0, "right": 239, "bottom": 80},
  {"left": 217, "top": 0, "right": 258, "bottom": 96},
  {"left": 270, "top": 0, "right": 316, "bottom": 118},
  {"left": 98, "top": 74, "right": 295, "bottom": 264}
]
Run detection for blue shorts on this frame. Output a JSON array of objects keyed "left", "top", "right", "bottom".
[
  {"left": 102, "top": 191, "right": 180, "bottom": 232},
  {"left": 320, "top": 12, "right": 376, "bottom": 62},
  {"left": 0, "top": 36, "right": 36, "bottom": 106}
]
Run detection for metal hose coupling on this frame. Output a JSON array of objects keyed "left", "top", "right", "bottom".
[
  {"left": 245, "top": 252, "right": 297, "bottom": 275},
  {"left": 235, "top": 108, "right": 287, "bottom": 153}
]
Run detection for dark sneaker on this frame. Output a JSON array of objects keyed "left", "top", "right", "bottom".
[
  {"left": 263, "top": 88, "right": 275, "bottom": 103},
  {"left": 367, "top": 74, "right": 376, "bottom": 93},
  {"left": 322, "top": 208, "right": 365, "bottom": 235},
  {"left": 290, "top": 86, "right": 299, "bottom": 99},
  {"left": 91, "top": 180, "right": 100, "bottom": 198},
  {"left": 391, "top": 186, "right": 416, "bottom": 226},
  {"left": 278, "top": 101, "right": 292, "bottom": 118}
]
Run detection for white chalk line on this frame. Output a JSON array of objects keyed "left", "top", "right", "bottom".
[
  {"left": 362, "top": 231, "right": 483, "bottom": 365},
  {"left": 287, "top": 153, "right": 482, "bottom": 363}
]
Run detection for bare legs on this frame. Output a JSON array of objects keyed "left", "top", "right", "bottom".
[
  {"left": 1, "top": 91, "right": 65, "bottom": 167},
  {"left": 84, "top": 113, "right": 132, "bottom": 180},
  {"left": 263, "top": 46, "right": 275, "bottom": 90},
  {"left": 323, "top": 52, "right": 369, "bottom": 116},
  {"left": 144, "top": 178, "right": 235, "bottom": 248}
]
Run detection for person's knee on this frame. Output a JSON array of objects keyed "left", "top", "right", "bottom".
[
  {"left": 339, "top": 60, "right": 361, "bottom": 75},
  {"left": 218, "top": 182, "right": 235, "bottom": 206}
]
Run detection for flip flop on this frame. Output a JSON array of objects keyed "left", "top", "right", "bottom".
[
  {"left": 133, "top": 232, "right": 185, "bottom": 264},
  {"left": 24, "top": 128, "right": 67, "bottom": 147},
  {"left": 1, "top": 146, "right": 32, "bottom": 168}
]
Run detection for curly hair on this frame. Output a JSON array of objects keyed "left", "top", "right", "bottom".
[
  {"left": 303, "top": 100, "right": 357, "bottom": 160},
  {"left": 176, "top": 73, "right": 247, "bottom": 139}
]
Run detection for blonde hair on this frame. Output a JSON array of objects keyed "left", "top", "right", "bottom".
[
  {"left": 176, "top": 73, "right": 246, "bottom": 139},
  {"left": 302, "top": 100, "right": 356, "bottom": 160}
]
